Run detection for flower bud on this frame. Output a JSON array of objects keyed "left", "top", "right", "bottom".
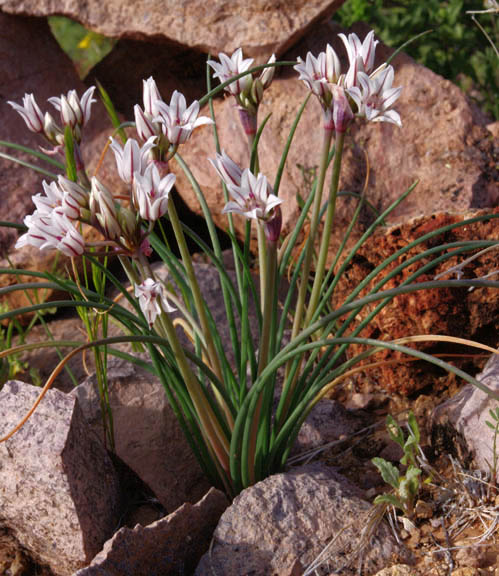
[
  {"left": 90, "top": 177, "right": 121, "bottom": 240},
  {"left": 264, "top": 206, "right": 282, "bottom": 244},
  {"left": 260, "top": 54, "right": 276, "bottom": 89},
  {"left": 251, "top": 78, "right": 264, "bottom": 106},
  {"left": 332, "top": 85, "right": 354, "bottom": 133},
  {"left": 43, "top": 112, "right": 64, "bottom": 145}
]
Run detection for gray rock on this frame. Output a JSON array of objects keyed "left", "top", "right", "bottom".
[
  {"left": 431, "top": 352, "right": 499, "bottom": 481},
  {"left": 196, "top": 463, "right": 411, "bottom": 575},
  {"left": 74, "top": 487, "right": 229, "bottom": 576},
  {"left": 72, "top": 357, "right": 211, "bottom": 513},
  {"left": 294, "top": 397, "right": 367, "bottom": 453},
  {"left": 0, "top": 381, "right": 120, "bottom": 576}
]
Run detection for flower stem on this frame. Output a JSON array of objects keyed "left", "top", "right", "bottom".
[
  {"left": 305, "top": 131, "right": 345, "bottom": 325},
  {"left": 247, "top": 238, "right": 278, "bottom": 484},
  {"left": 289, "top": 129, "right": 332, "bottom": 343},
  {"left": 167, "top": 198, "right": 234, "bottom": 429}
]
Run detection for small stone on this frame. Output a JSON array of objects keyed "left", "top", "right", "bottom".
[
  {"left": 374, "top": 565, "right": 414, "bottom": 576},
  {"left": 451, "top": 568, "right": 481, "bottom": 576},
  {"left": 414, "top": 499, "right": 433, "bottom": 519}
]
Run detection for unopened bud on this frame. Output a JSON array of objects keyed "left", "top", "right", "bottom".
[
  {"left": 259, "top": 54, "right": 276, "bottom": 89},
  {"left": 251, "top": 78, "right": 264, "bottom": 105},
  {"left": 90, "top": 177, "right": 121, "bottom": 240},
  {"left": 264, "top": 206, "right": 282, "bottom": 244},
  {"left": 332, "top": 86, "right": 354, "bottom": 134}
]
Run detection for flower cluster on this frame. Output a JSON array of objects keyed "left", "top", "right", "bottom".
[
  {"left": 208, "top": 49, "right": 276, "bottom": 134},
  {"left": 8, "top": 87, "right": 96, "bottom": 147},
  {"left": 294, "top": 30, "right": 401, "bottom": 131},
  {"left": 133, "top": 78, "right": 213, "bottom": 155},
  {"left": 11, "top": 79, "right": 214, "bottom": 326},
  {"left": 210, "top": 151, "right": 282, "bottom": 239}
]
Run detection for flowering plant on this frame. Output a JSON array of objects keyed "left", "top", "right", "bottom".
[{"left": 1, "top": 31, "right": 498, "bottom": 496}]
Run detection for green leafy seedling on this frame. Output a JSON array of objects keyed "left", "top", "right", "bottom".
[{"left": 372, "top": 411, "right": 424, "bottom": 518}]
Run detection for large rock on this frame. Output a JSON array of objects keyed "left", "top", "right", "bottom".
[
  {"left": 431, "top": 351, "right": 499, "bottom": 481},
  {"left": 0, "top": 13, "right": 125, "bottom": 315},
  {"left": 72, "top": 357, "right": 211, "bottom": 513},
  {"left": 0, "top": 381, "right": 120, "bottom": 576},
  {"left": 196, "top": 463, "right": 411, "bottom": 575},
  {"left": 75, "top": 487, "right": 229, "bottom": 576},
  {"left": 331, "top": 209, "right": 499, "bottom": 396},
  {"left": 171, "top": 20, "right": 497, "bottom": 254},
  {"left": 0, "top": 0, "right": 346, "bottom": 59}
]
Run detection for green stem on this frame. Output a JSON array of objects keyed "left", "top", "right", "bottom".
[
  {"left": 247, "top": 239, "right": 278, "bottom": 484},
  {"left": 281, "top": 128, "right": 332, "bottom": 414},
  {"left": 289, "top": 129, "right": 333, "bottom": 343},
  {"left": 305, "top": 131, "right": 345, "bottom": 325},
  {"left": 167, "top": 199, "right": 233, "bottom": 429}
]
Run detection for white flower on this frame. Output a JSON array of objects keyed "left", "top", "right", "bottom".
[
  {"left": 294, "top": 51, "right": 331, "bottom": 99},
  {"left": 135, "top": 278, "right": 175, "bottom": 326},
  {"left": 16, "top": 210, "right": 85, "bottom": 257},
  {"left": 347, "top": 65, "right": 402, "bottom": 126},
  {"left": 109, "top": 136, "right": 157, "bottom": 184},
  {"left": 221, "top": 167, "right": 282, "bottom": 222},
  {"left": 207, "top": 48, "right": 254, "bottom": 96},
  {"left": 209, "top": 151, "right": 242, "bottom": 188},
  {"left": 32, "top": 177, "right": 88, "bottom": 220},
  {"left": 134, "top": 104, "right": 160, "bottom": 142},
  {"left": 7, "top": 93, "right": 45, "bottom": 133},
  {"left": 142, "top": 77, "right": 163, "bottom": 118},
  {"left": 260, "top": 54, "right": 277, "bottom": 90},
  {"left": 339, "top": 30, "right": 379, "bottom": 89},
  {"left": 133, "top": 163, "right": 176, "bottom": 221},
  {"left": 48, "top": 86, "right": 96, "bottom": 128},
  {"left": 154, "top": 91, "right": 213, "bottom": 147}
]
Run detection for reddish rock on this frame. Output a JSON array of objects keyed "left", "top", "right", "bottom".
[
  {"left": 75, "top": 488, "right": 229, "bottom": 576},
  {"left": 332, "top": 209, "right": 499, "bottom": 396},
  {"left": 0, "top": 381, "right": 120, "bottom": 576},
  {"left": 0, "top": 0, "right": 346, "bottom": 59},
  {"left": 0, "top": 13, "right": 125, "bottom": 315},
  {"left": 196, "top": 463, "right": 411, "bottom": 575}
]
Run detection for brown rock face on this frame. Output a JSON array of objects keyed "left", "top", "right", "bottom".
[
  {"left": 171, "top": 20, "right": 497, "bottom": 254},
  {"left": 0, "top": 13, "right": 125, "bottom": 315},
  {"left": 75, "top": 488, "right": 229, "bottom": 576},
  {"left": 0, "top": 381, "right": 120, "bottom": 576},
  {"left": 72, "top": 358, "right": 211, "bottom": 513},
  {"left": 332, "top": 209, "right": 499, "bottom": 396},
  {"left": 0, "top": 0, "right": 346, "bottom": 59}
]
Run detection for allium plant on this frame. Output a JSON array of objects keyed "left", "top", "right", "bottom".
[{"left": 1, "top": 33, "right": 498, "bottom": 496}]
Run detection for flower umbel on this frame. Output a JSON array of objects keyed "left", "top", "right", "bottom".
[
  {"left": 347, "top": 65, "right": 402, "bottom": 126},
  {"left": 213, "top": 157, "right": 282, "bottom": 222},
  {"left": 135, "top": 278, "right": 175, "bottom": 326},
  {"left": 109, "top": 136, "right": 157, "bottom": 185},
  {"left": 133, "top": 163, "right": 176, "bottom": 221},
  {"left": 155, "top": 91, "right": 213, "bottom": 148},
  {"left": 16, "top": 210, "right": 85, "bottom": 257},
  {"left": 48, "top": 86, "right": 96, "bottom": 129},
  {"left": 207, "top": 48, "right": 255, "bottom": 96},
  {"left": 7, "top": 94, "right": 45, "bottom": 133}
]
